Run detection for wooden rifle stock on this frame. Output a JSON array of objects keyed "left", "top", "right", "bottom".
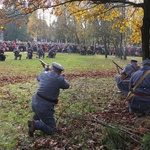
[{"left": 39, "top": 59, "right": 48, "bottom": 68}]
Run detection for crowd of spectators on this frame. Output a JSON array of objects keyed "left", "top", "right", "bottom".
[{"left": 0, "top": 41, "right": 142, "bottom": 61}]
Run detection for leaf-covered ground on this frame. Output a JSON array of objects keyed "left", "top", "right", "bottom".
[{"left": 0, "top": 70, "right": 150, "bottom": 150}]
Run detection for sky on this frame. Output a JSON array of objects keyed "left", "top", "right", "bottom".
[{"left": 38, "top": 9, "right": 57, "bottom": 26}]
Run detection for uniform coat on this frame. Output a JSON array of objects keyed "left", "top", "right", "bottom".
[
  {"left": 128, "top": 65, "right": 150, "bottom": 116},
  {"left": 115, "top": 61, "right": 140, "bottom": 95},
  {"left": 31, "top": 67, "right": 70, "bottom": 134}
]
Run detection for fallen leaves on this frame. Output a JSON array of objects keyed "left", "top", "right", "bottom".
[{"left": 1, "top": 70, "right": 150, "bottom": 149}]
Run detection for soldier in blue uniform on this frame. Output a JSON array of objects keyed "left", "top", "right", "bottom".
[
  {"left": 128, "top": 58, "right": 150, "bottom": 117},
  {"left": 115, "top": 58, "right": 140, "bottom": 96},
  {"left": 28, "top": 62, "right": 70, "bottom": 136},
  {"left": 13, "top": 49, "right": 22, "bottom": 60},
  {"left": 26, "top": 48, "right": 33, "bottom": 59},
  {"left": 37, "top": 46, "right": 44, "bottom": 59}
]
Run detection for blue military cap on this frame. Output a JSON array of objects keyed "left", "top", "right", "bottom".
[
  {"left": 52, "top": 62, "right": 64, "bottom": 72},
  {"left": 142, "top": 58, "right": 150, "bottom": 65},
  {"left": 130, "top": 58, "right": 137, "bottom": 62}
]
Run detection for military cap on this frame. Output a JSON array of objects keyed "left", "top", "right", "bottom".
[
  {"left": 142, "top": 58, "right": 150, "bottom": 65},
  {"left": 52, "top": 62, "right": 64, "bottom": 72},
  {"left": 130, "top": 58, "right": 137, "bottom": 62}
]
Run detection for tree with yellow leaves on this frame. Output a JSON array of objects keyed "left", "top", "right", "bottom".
[
  {"left": 27, "top": 11, "right": 49, "bottom": 41},
  {"left": 1, "top": 0, "right": 150, "bottom": 59}
]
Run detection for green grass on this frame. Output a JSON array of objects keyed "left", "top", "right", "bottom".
[
  {"left": 2, "top": 52, "right": 142, "bottom": 75},
  {"left": 0, "top": 52, "right": 144, "bottom": 149}
]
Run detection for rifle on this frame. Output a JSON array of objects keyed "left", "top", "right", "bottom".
[
  {"left": 112, "top": 60, "right": 123, "bottom": 74},
  {"left": 39, "top": 59, "right": 48, "bottom": 68},
  {"left": 39, "top": 59, "right": 65, "bottom": 76}
]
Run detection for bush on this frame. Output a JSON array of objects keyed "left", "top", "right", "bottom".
[{"left": 100, "top": 127, "right": 130, "bottom": 150}]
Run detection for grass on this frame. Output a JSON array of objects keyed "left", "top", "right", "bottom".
[
  {"left": 2, "top": 52, "right": 142, "bottom": 75},
  {"left": 0, "top": 52, "right": 144, "bottom": 149}
]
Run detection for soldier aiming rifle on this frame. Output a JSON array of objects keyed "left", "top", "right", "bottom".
[
  {"left": 39, "top": 59, "right": 65, "bottom": 77},
  {"left": 115, "top": 58, "right": 140, "bottom": 96},
  {"left": 28, "top": 59, "right": 70, "bottom": 137}
]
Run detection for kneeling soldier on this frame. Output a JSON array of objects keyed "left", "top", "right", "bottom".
[
  {"left": 128, "top": 58, "right": 150, "bottom": 117},
  {"left": 28, "top": 62, "right": 70, "bottom": 136}
]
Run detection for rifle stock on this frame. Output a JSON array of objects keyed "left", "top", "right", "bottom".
[{"left": 39, "top": 59, "right": 48, "bottom": 68}]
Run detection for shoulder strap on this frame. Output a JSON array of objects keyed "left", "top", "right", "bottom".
[{"left": 132, "top": 70, "right": 150, "bottom": 91}]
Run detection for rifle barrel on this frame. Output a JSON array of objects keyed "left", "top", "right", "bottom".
[{"left": 112, "top": 60, "right": 123, "bottom": 70}]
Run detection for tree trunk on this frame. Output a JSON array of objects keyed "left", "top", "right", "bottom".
[
  {"left": 124, "top": 47, "right": 127, "bottom": 60},
  {"left": 104, "top": 38, "right": 107, "bottom": 58},
  {"left": 75, "top": 33, "right": 80, "bottom": 44},
  {"left": 141, "top": 0, "right": 150, "bottom": 60},
  {"left": 120, "top": 33, "right": 123, "bottom": 60}
]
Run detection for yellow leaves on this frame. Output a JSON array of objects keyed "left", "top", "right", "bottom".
[
  {"left": 109, "top": 7, "right": 143, "bottom": 44},
  {"left": 75, "top": 15, "right": 81, "bottom": 21},
  {"left": 130, "top": 32, "right": 141, "bottom": 44},
  {"left": 54, "top": 10, "right": 59, "bottom": 16},
  {"left": 110, "top": 9, "right": 120, "bottom": 18},
  {"left": 125, "top": 21, "right": 129, "bottom": 27},
  {"left": 103, "top": 15, "right": 114, "bottom": 21},
  {"left": 119, "top": 26, "right": 126, "bottom": 33},
  {"left": 67, "top": 3, "right": 106, "bottom": 22},
  {"left": 0, "top": 26, "right": 6, "bottom": 31},
  {"left": 112, "top": 24, "right": 117, "bottom": 29},
  {"left": 112, "top": 20, "right": 121, "bottom": 29},
  {"left": 119, "top": 7, "right": 143, "bottom": 44},
  {"left": 99, "top": 9, "right": 121, "bottom": 21},
  {"left": 0, "top": 0, "right": 144, "bottom": 46},
  {"left": 133, "top": 8, "right": 143, "bottom": 19},
  {"left": 130, "top": 19, "right": 142, "bottom": 44},
  {"left": 93, "top": 5, "right": 103, "bottom": 12},
  {"left": 132, "top": 20, "right": 143, "bottom": 28}
]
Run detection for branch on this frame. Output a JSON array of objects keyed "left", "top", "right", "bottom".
[
  {"left": 74, "top": 117, "right": 142, "bottom": 144},
  {"left": 91, "top": 0, "right": 144, "bottom": 8},
  {"left": 3, "top": 0, "right": 144, "bottom": 20}
]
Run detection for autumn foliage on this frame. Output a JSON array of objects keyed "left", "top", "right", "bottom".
[
  {"left": 0, "top": 0, "right": 143, "bottom": 44},
  {"left": 1, "top": 67, "right": 150, "bottom": 149}
]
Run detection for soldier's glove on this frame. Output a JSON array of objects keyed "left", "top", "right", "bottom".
[{"left": 45, "top": 65, "right": 50, "bottom": 71}]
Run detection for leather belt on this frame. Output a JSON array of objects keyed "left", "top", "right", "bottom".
[
  {"left": 37, "top": 92, "right": 58, "bottom": 104},
  {"left": 134, "top": 93, "right": 150, "bottom": 98}
]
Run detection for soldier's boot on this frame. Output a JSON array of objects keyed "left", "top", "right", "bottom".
[{"left": 28, "top": 120, "right": 36, "bottom": 137}]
